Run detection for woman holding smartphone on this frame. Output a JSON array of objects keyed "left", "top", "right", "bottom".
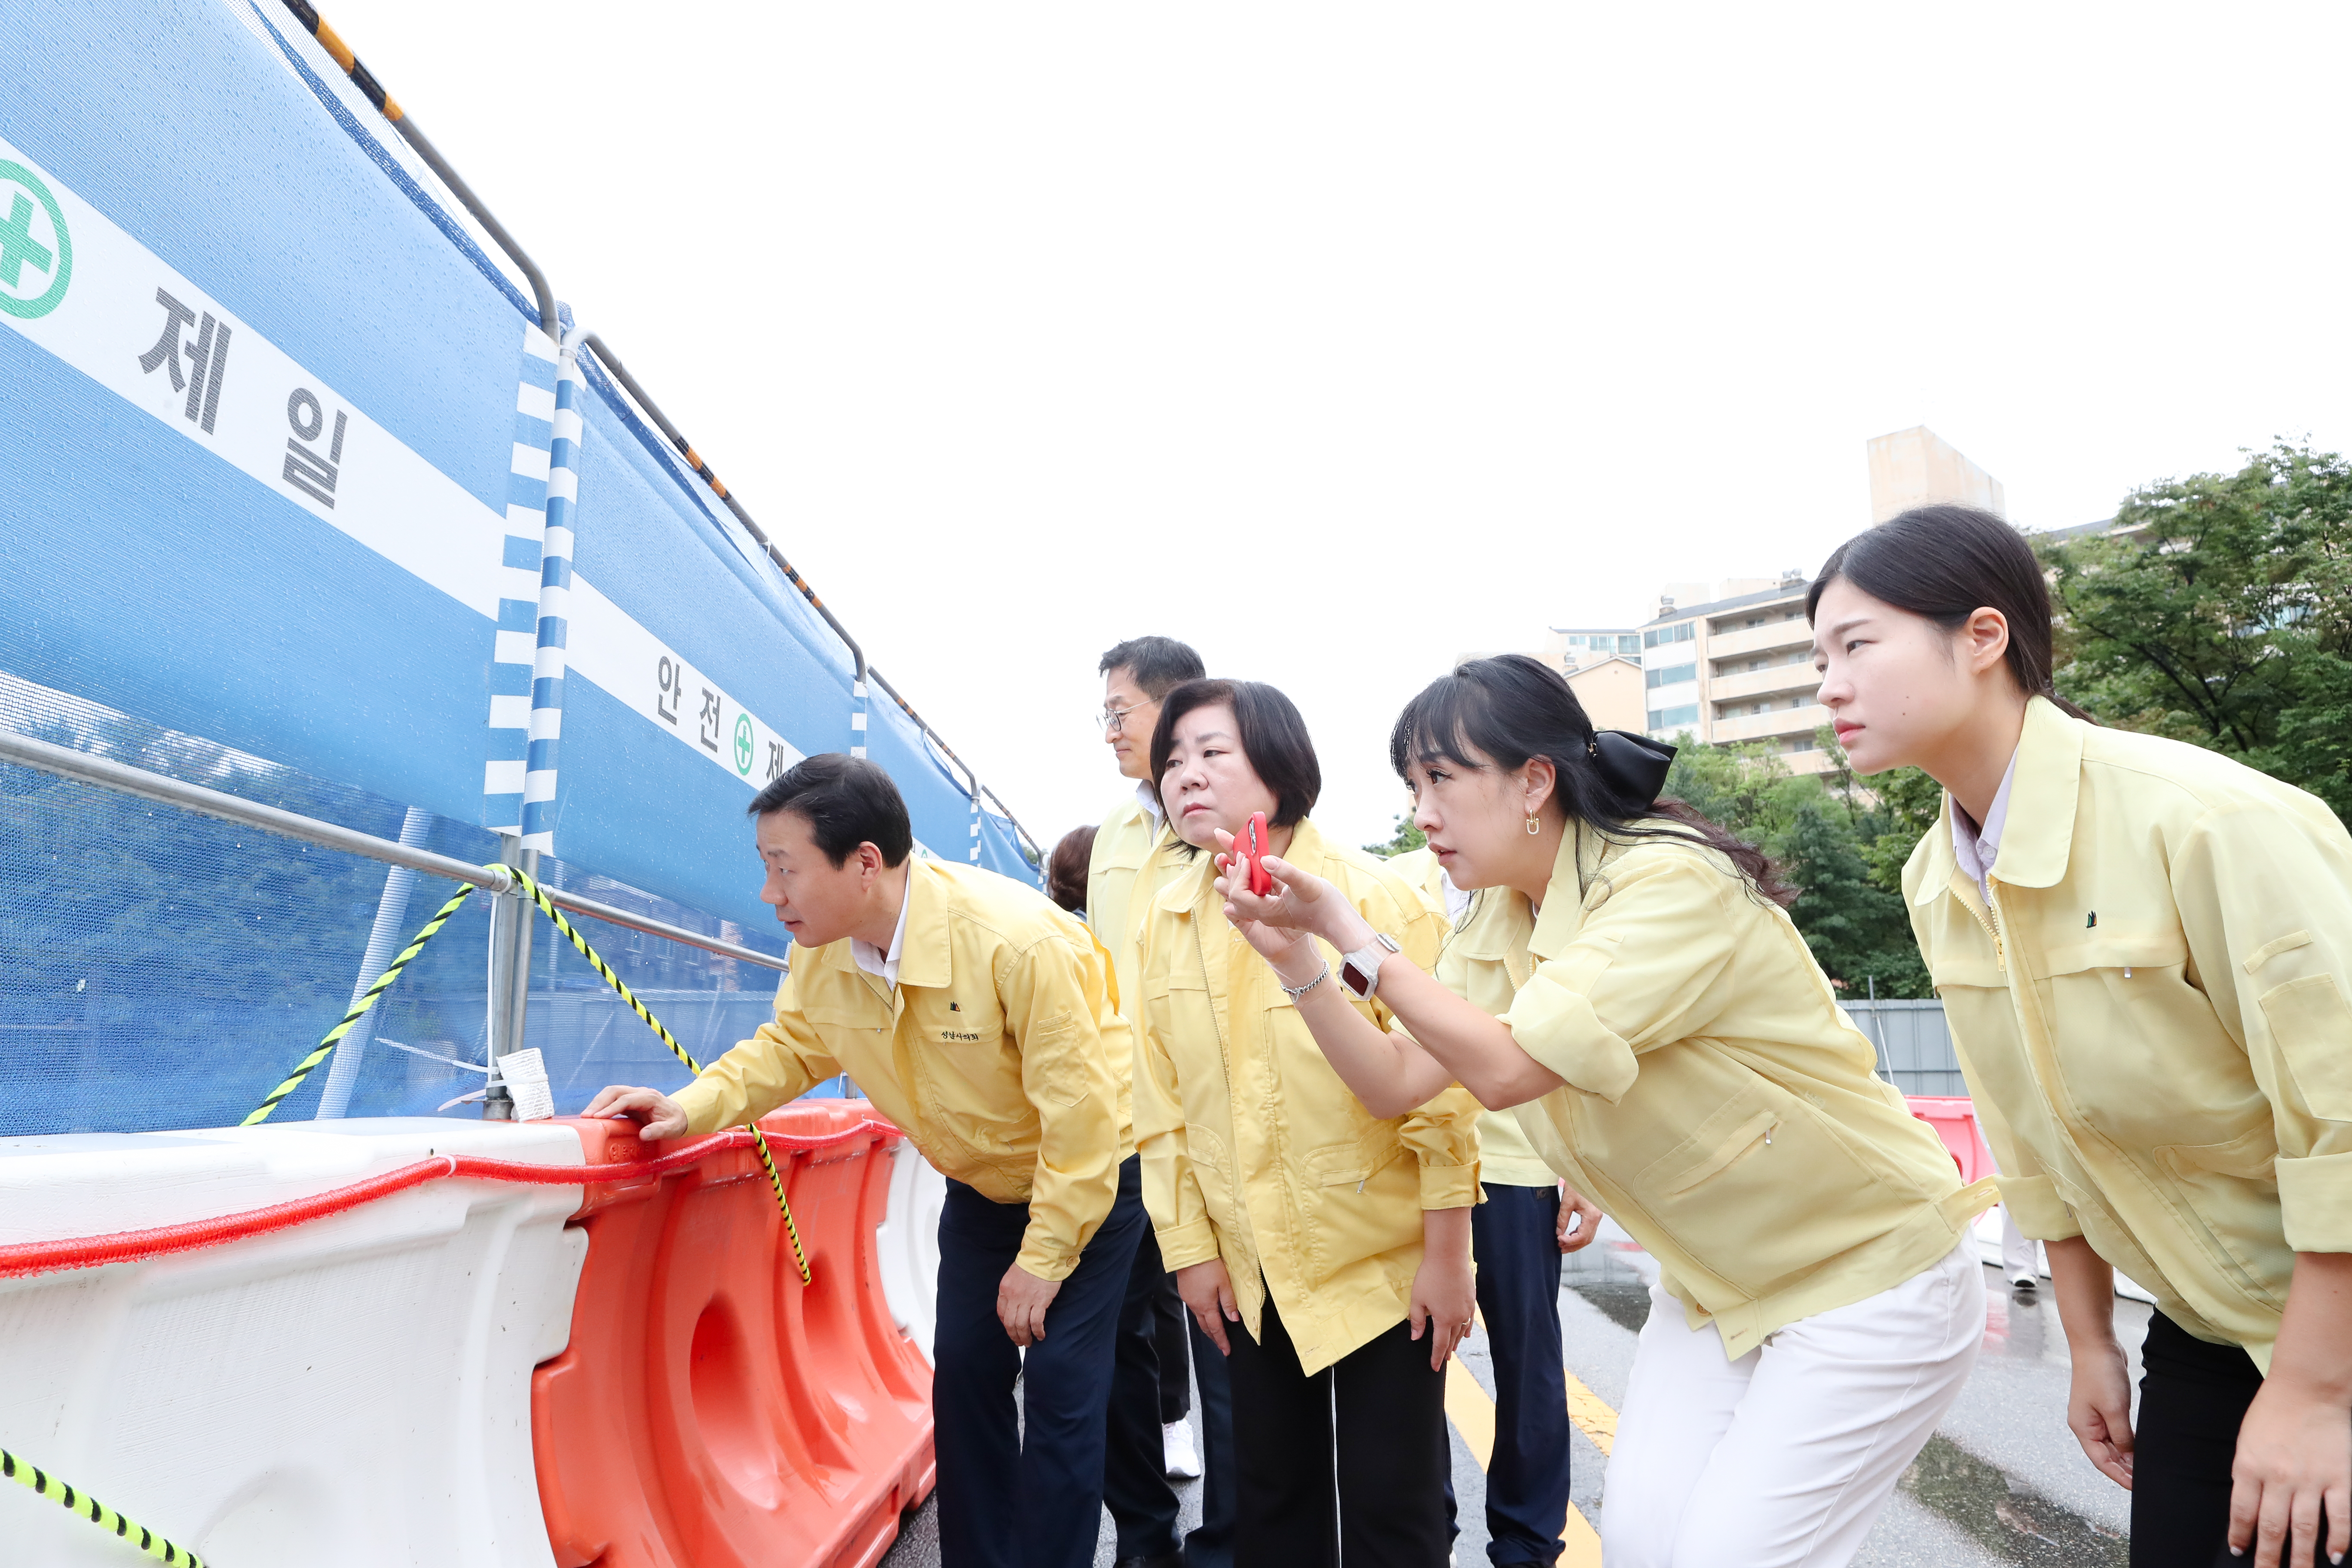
[
  {"left": 1216, "top": 654, "right": 1995, "bottom": 1568},
  {"left": 1130, "top": 677, "right": 1479, "bottom": 1568},
  {"left": 1809, "top": 505, "right": 2352, "bottom": 1568}
]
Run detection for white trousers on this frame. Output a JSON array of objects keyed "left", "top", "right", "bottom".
[
  {"left": 1598, "top": 1237, "right": 1983, "bottom": 1568},
  {"left": 1998, "top": 1206, "right": 2043, "bottom": 1283}
]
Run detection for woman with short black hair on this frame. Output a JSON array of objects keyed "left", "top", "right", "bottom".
[
  {"left": 1812, "top": 505, "right": 2352, "bottom": 1568},
  {"left": 1221, "top": 655, "right": 1994, "bottom": 1568},
  {"left": 1130, "top": 677, "right": 1478, "bottom": 1568}
]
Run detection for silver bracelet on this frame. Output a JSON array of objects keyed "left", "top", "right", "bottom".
[{"left": 1280, "top": 961, "right": 1330, "bottom": 998}]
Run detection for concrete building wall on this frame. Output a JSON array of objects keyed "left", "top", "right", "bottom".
[
  {"left": 1867, "top": 425, "right": 2007, "bottom": 523},
  {"left": 1565, "top": 655, "right": 1646, "bottom": 733}
]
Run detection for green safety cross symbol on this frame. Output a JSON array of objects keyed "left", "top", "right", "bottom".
[
  {"left": 0, "top": 161, "right": 70, "bottom": 320},
  {"left": 733, "top": 713, "right": 755, "bottom": 775}
]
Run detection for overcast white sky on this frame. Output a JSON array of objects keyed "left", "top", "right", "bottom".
[{"left": 327, "top": 1, "right": 2352, "bottom": 852}]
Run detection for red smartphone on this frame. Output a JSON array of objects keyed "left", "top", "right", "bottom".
[{"left": 1234, "top": 811, "right": 1273, "bottom": 897}]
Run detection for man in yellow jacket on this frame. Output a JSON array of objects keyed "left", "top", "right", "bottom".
[{"left": 587, "top": 753, "right": 1155, "bottom": 1568}]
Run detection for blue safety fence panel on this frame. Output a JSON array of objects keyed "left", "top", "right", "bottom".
[
  {"left": 0, "top": 0, "right": 1038, "bottom": 918},
  {"left": 561, "top": 344, "right": 1041, "bottom": 909},
  {"left": 0, "top": 0, "right": 545, "bottom": 830},
  {"left": 0, "top": 3, "right": 1043, "bottom": 1131}
]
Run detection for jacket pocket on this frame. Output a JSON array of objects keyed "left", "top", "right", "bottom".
[
  {"left": 1030, "top": 1012, "right": 1090, "bottom": 1109},
  {"left": 1624, "top": 1081, "right": 1907, "bottom": 1299},
  {"left": 1654, "top": 1109, "right": 1779, "bottom": 1196},
  {"left": 2154, "top": 1122, "right": 2289, "bottom": 1310},
  {"left": 1299, "top": 1129, "right": 1413, "bottom": 1289},
  {"left": 2259, "top": 974, "right": 2352, "bottom": 1121}
]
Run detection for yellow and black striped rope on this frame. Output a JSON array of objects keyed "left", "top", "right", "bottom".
[
  {"left": 278, "top": 0, "right": 401, "bottom": 119},
  {"left": 3, "top": 1446, "right": 204, "bottom": 1566},
  {"left": 507, "top": 870, "right": 812, "bottom": 1285},
  {"left": 244, "top": 882, "right": 478, "bottom": 1125}
]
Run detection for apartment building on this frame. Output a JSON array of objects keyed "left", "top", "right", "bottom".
[
  {"left": 1641, "top": 571, "right": 1833, "bottom": 774},
  {"left": 1542, "top": 626, "right": 1644, "bottom": 670},
  {"left": 1449, "top": 628, "right": 1647, "bottom": 732},
  {"left": 1467, "top": 426, "right": 2012, "bottom": 772}
]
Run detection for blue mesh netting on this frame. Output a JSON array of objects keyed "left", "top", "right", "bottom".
[{"left": 0, "top": 672, "right": 815, "bottom": 1137}]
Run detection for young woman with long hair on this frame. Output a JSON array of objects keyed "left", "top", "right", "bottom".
[
  {"left": 1810, "top": 505, "right": 2352, "bottom": 1568},
  {"left": 1213, "top": 654, "right": 1995, "bottom": 1568},
  {"left": 1130, "top": 677, "right": 1480, "bottom": 1568}
]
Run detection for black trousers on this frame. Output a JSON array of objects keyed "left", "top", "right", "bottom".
[
  {"left": 1152, "top": 1263, "right": 1193, "bottom": 1421},
  {"left": 2130, "top": 1309, "right": 2338, "bottom": 1568},
  {"left": 1187, "top": 1315, "right": 1239, "bottom": 1568},
  {"left": 1224, "top": 1285, "right": 1451, "bottom": 1568}
]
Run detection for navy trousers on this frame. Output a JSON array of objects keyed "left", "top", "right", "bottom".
[
  {"left": 935, "top": 1155, "right": 1155, "bottom": 1568},
  {"left": 1106, "top": 1224, "right": 1185, "bottom": 1558},
  {"left": 1447, "top": 1183, "right": 1573, "bottom": 1567}
]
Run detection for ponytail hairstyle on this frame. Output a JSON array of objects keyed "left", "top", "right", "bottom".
[
  {"left": 1806, "top": 504, "right": 2093, "bottom": 722},
  {"left": 1391, "top": 654, "right": 1794, "bottom": 906}
]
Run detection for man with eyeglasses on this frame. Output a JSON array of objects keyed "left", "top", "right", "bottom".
[{"left": 1087, "top": 636, "right": 1237, "bottom": 1568}]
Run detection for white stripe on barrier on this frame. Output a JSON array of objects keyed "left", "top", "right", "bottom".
[
  {"left": 875, "top": 1139, "right": 947, "bottom": 1366},
  {"left": 0, "top": 1120, "right": 589, "bottom": 1567}
]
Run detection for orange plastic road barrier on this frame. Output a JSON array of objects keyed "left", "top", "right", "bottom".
[
  {"left": 533, "top": 1101, "right": 937, "bottom": 1568},
  {"left": 1906, "top": 1095, "right": 1997, "bottom": 1185}
]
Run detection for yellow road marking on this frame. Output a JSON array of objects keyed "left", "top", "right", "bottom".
[
  {"left": 1443, "top": 1359, "right": 1495, "bottom": 1468},
  {"left": 1563, "top": 1367, "right": 1617, "bottom": 1455},
  {"left": 1443, "top": 1357, "right": 1608, "bottom": 1565}
]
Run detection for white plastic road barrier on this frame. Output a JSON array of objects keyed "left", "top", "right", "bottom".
[
  {"left": 0, "top": 1118, "right": 590, "bottom": 1568},
  {"left": 875, "top": 1137, "right": 947, "bottom": 1364}
]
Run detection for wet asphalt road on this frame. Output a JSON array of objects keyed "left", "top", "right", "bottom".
[{"left": 881, "top": 1222, "right": 2149, "bottom": 1566}]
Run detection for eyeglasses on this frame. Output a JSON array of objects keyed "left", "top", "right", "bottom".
[{"left": 1096, "top": 702, "right": 1145, "bottom": 736}]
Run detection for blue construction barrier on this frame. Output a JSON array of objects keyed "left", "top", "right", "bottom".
[{"left": 0, "top": 0, "right": 1035, "bottom": 1134}]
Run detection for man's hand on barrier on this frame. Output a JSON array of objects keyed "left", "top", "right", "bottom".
[
  {"left": 1176, "top": 1258, "right": 1239, "bottom": 1357},
  {"left": 998, "top": 1262, "right": 1061, "bottom": 1348},
  {"left": 583, "top": 1085, "right": 690, "bottom": 1141}
]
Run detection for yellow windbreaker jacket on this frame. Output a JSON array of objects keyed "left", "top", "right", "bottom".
[
  {"left": 1387, "top": 845, "right": 1555, "bottom": 1189},
  {"left": 672, "top": 857, "right": 1133, "bottom": 1282},
  {"left": 1908, "top": 696, "right": 2352, "bottom": 1369},
  {"left": 1132, "top": 819, "right": 1482, "bottom": 1374},
  {"left": 1461, "top": 825, "right": 1989, "bottom": 1359}
]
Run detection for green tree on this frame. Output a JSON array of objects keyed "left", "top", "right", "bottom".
[
  {"left": 1660, "top": 731, "right": 1936, "bottom": 996},
  {"left": 1363, "top": 812, "right": 1425, "bottom": 857},
  {"left": 2042, "top": 441, "right": 2352, "bottom": 818}
]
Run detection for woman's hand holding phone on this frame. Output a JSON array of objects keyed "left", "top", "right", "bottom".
[
  {"left": 1212, "top": 825, "right": 1319, "bottom": 973},
  {"left": 1216, "top": 831, "right": 1375, "bottom": 959}
]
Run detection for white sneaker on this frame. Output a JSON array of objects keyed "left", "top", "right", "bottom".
[
  {"left": 2009, "top": 1271, "right": 2039, "bottom": 1290},
  {"left": 1163, "top": 1419, "right": 1203, "bottom": 1480}
]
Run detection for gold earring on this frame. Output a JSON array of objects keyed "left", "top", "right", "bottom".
[{"left": 1525, "top": 815, "right": 1540, "bottom": 835}]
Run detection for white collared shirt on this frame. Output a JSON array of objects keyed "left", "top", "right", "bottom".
[
  {"left": 1436, "top": 866, "right": 1473, "bottom": 922},
  {"left": 1951, "top": 753, "right": 2019, "bottom": 904},
  {"left": 851, "top": 878, "right": 913, "bottom": 987},
  {"left": 1135, "top": 779, "right": 1164, "bottom": 830}
]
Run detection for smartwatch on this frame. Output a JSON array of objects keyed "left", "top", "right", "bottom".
[{"left": 1338, "top": 933, "right": 1401, "bottom": 1001}]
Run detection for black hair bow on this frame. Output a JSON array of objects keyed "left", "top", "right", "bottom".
[{"left": 1589, "top": 730, "right": 1676, "bottom": 808}]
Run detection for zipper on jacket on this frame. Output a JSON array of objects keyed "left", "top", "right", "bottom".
[{"left": 1978, "top": 878, "right": 2009, "bottom": 972}]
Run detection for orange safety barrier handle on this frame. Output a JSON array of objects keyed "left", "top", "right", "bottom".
[
  {"left": 0, "top": 1117, "right": 900, "bottom": 1282},
  {"left": 1905, "top": 1094, "right": 1997, "bottom": 1186},
  {"left": 533, "top": 1100, "right": 937, "bottom": 1568}
]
